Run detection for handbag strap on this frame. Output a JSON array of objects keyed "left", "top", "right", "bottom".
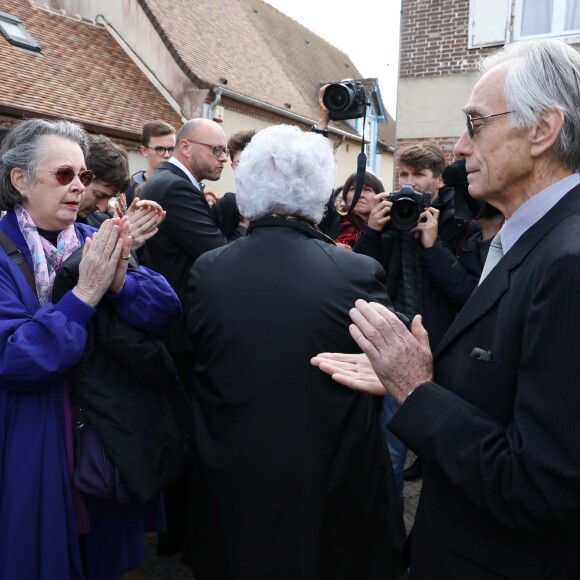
[{"left": 0, "top": 230, "right": 38, "bottom": 297}]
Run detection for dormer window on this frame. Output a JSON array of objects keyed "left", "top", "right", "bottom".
[{"left": 0, "top": 12, "right": 41, "bottom": 53}]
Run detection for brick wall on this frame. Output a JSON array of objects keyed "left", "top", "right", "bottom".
[
  {"left": 400, "top": 0, "right": 497, "bottom": 79},
  {"left": 396, "top": 136, "right": 460, "bottom": 168}
]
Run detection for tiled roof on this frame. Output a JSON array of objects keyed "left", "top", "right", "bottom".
[
  {"left": 138, "top": 0, "right": 390, "bottom": 140},
  {"left": 0, "top": 0, "right": 183, "bottom": 138}
]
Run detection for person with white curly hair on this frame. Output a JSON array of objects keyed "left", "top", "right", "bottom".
[{"left": 184, "top": 124, "right": 405, "bottom": 580}]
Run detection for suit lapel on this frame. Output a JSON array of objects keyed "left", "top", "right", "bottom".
[
  {"left": 435, "top": 184, "right": 580, "bottom": 357},
  {"left": 161, "top": 161, "right": 204, "bottom": 195}
]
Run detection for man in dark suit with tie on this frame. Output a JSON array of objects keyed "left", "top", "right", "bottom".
[
  {"left": 313, "top": 38, "right": 580, "bottom": 578},
  {"left": 139, "top": 117, "right": 247, "bottom": 556}
]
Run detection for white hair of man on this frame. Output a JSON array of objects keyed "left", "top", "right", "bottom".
[
  {"left": 480, "top": 38, "right": 580, "bottom": 172},
  {"left": 235, "top": 124, "right": 335, "bottom": 224}
]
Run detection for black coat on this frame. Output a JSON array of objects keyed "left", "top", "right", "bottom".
[
  {"left": 52, "top": 249, "right": 195, "bottom": 504},
  {"left": 422, "top": 232, "right": 491, "bottom": 311},
  {"left": 184, "top": 217, "right": 406, "bottom": 580},
  {"left": 353, "top": 186, "right": 478, "bottom": 349},
  {"left": 390, "top": 185, "right": 580, "bottom": 578},
  {"left": 139, "top": 161, "right": 246, "bottom": 353}
]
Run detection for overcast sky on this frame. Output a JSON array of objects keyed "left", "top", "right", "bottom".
[{"left": 264, "top": 0, "right": 402, "bottom": 116}]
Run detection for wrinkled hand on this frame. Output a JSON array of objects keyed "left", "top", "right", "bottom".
[
  {"left": 110, "top": 216, "right": 132, "bottom": 293},
  {"left": 114, "top": 192, "right": 127, "bottom": 217},
  {"left": 127, "top": 197, "right": 166, "bottom": 249},
  {"left": 73, "top": 218, "right": 126, "bottom": 307},
  {"left": 412, "top": 206, "right": 439, "bottom": 248},
  {"left": 347, "top": 300, "right": 433, "bottom": 403},
  {"left": 311, "top": 351, "right": 386, "bottom": 394},
  {"left": 367, "top": 194, "right": 391, "bottom": 232}
]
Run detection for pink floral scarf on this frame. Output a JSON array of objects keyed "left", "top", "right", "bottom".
[{"left": 15, "top": 205, "right": 81, "bottom": 305}]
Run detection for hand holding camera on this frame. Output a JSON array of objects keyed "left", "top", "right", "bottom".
[
  {"left": 321, "top": 79, "right": 367, "bottom": 121},
  {"left": 412, "top": 206, "right": 440, "bottom": 249},
  {"left": 367, "top": 193, "right": 392, "bottom": 232}
]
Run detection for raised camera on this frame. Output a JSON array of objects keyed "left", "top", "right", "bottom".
[
  {"left": 387, "top": 186, "right": 431, "bottom": 231},
  {"left": 322, "top": 79, "right": 367, "bottom": 121}
]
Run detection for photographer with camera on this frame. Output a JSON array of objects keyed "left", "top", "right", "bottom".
[
  {"left": 421, "top": 159, "right": 504, "bottom": 311},
  {"left": 354, "top": 142, "right": 477, "bottom": 494}
]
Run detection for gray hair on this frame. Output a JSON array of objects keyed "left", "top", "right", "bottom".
[
  {"left": 0, "top": 119, "right": 90, "bottom": 210},
  {"left": 235, "top": 124, "right": 335, "bottom": 224},
  {"left": 480, "top": 39, "right": 580, "bottom": 171}
]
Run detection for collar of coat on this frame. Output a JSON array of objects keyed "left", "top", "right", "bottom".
[{"left": 248, "top": 214, "right": 336, "bottom": 245}]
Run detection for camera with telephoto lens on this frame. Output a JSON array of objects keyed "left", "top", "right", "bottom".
[
  {"left": 322, "top": 79, "right": 367, "bottom": 121},
  {"left": 386, "top": 185, "right": 432, "bottom": 232}
]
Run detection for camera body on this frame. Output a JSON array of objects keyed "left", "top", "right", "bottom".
[
  {"left": 442, "top": 159, "right": 501, "bottom": 220},
  {"left": 322, "top": 79, "right": 366, "bottom": 121},
  {"left": 387, "top": 185, "right": 431, "bottom": 231}
]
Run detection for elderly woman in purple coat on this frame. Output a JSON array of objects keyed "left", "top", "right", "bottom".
[{"left": 0, "top": 119, "right": 181, "bottom": 579}]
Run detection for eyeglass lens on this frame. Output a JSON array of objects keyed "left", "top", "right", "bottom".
[
  {"left": 54, "top": 167, "right": 95, "bottom": 187},
  {"left": 466, "top": 116, "right": 474, "bottom": 138},
  {"left": 152, "top": 147, "right": 175, "bottom": 156}
]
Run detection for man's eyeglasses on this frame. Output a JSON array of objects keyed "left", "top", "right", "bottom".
[
  {"left": 147, "top": 146, "right": 175, "bottom": 156},
  {"left": 184, "top": 139, "right": 229, "bottom": 158},
  {"left": 466, "top": 111, "right": 513, "bottom": 138},
  {"left": 39, "top": 166, "right": 95, "bottom": 187}
]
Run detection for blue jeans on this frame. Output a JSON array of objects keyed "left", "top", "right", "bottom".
[{"left": 380, "top": 396, "right": 407, "bottom": 506}]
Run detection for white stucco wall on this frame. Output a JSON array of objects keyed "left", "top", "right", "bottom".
[{"left": 396, "top": 74, "right": 480, "bottom": 139}]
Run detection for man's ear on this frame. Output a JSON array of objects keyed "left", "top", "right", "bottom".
[
  {"left": 139, "top": 145, "right": 148, "bottom": 157},
  {"left": 530, "top": 109, "right": 565, "bottom": 158},
  {"left": 10, "top": 167, "right": 28, "bottom": 194}
]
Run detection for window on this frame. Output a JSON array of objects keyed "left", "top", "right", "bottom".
[
  {"left": 0, "top": 11, "right": 40, "bottom": 53},
  {"left": 516, "top": 0, "right": 580, "bottom": 39}
]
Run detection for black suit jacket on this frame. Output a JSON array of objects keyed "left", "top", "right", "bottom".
[
  {"left": 139, "top": 161, "right": 245, "bottom": 352},
  {"left": 390, "top": 184, "right": 580, "bottom": 579},
  {"left": 184, "top": 217, "right": 406, "bottom": 580}
]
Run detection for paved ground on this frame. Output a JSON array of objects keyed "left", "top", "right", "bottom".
[{"left": 141, "top": 454, "right": 422, "bottom": 579}]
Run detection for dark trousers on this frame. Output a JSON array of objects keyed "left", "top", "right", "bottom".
[{"left": 157, "top": 352, "right": 193, "bottom": 555}]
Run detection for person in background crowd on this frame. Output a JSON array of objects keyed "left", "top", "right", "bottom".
[
  {"left": 334, "top": 170, "right": 385, "bottom": 248},
  {"left": 125, "top": 120, "right": 176, "bottom": 206},
  {"left": 139, "top": 117, "right": 247, "bottom": 559},
  {"left": 78, "top": 134, "right": 131, "bottom": 225},
  {"left": 313, "top": 38, "right": 580, "bottom": 579},
  {"left": 204, "top": 190, "right": 218, "bottom": 206},
  {"left": 421, "top": 158, "right": 504, "bottom": 312},
  {"left": 355, "top": 142, "right": 476, "bottom": 494},
  {"left": 0, "top": 118, "right": 181, "bottom": 579},
  {"left": 185, "top": 124, "right": 405, "bottom": 580},
  {"left": 227, "top": 129, "right": 256, "bottom": 171},
  {"left": 79, "top": 134, "right": 166, "bottom": 252}
]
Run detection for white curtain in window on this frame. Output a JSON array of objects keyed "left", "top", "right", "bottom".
[
  {"left": 521, "top": 0, "right": 553, "bottom": 35},
  {"left": 565, "top": 0, "right": 580, "bottom": 31}
]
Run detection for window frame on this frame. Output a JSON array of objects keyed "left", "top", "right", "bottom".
[
  {"left": 514, "top": 0, "right": 580, "bottom": 40},
  {"left": 0, "top": 11, "right": 41, "bottom": 53}
]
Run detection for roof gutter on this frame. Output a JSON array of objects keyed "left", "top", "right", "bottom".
[{"left": 213, "top": 87, "right": 364, "bottom": 143}]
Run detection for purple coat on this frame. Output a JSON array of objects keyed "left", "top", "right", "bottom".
[{"left": 0, "top": 210, "right": 180, "bottom": 579}]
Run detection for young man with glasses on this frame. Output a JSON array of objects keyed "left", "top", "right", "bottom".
[
  {"left": 125, "top": 119, "right": 176, "bottom": 205},
  {"left": 138, "top": 118, "right": 248, "bottom": 559}
]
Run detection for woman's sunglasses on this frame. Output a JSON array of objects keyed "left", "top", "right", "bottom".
[{"left": 39, "top": 166, "right": 95, "bottom": 187}]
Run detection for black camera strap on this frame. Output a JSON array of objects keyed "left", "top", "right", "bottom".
[{"left": 347, "top": 106, "right": 368, "bottom": 215}]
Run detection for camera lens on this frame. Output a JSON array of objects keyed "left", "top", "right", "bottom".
[
  {"left": 391, "top": 199, "right": 421, "bottom": 231},
  {"left": 323, "top": 84, "right": 353, "bottom": 112}
]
